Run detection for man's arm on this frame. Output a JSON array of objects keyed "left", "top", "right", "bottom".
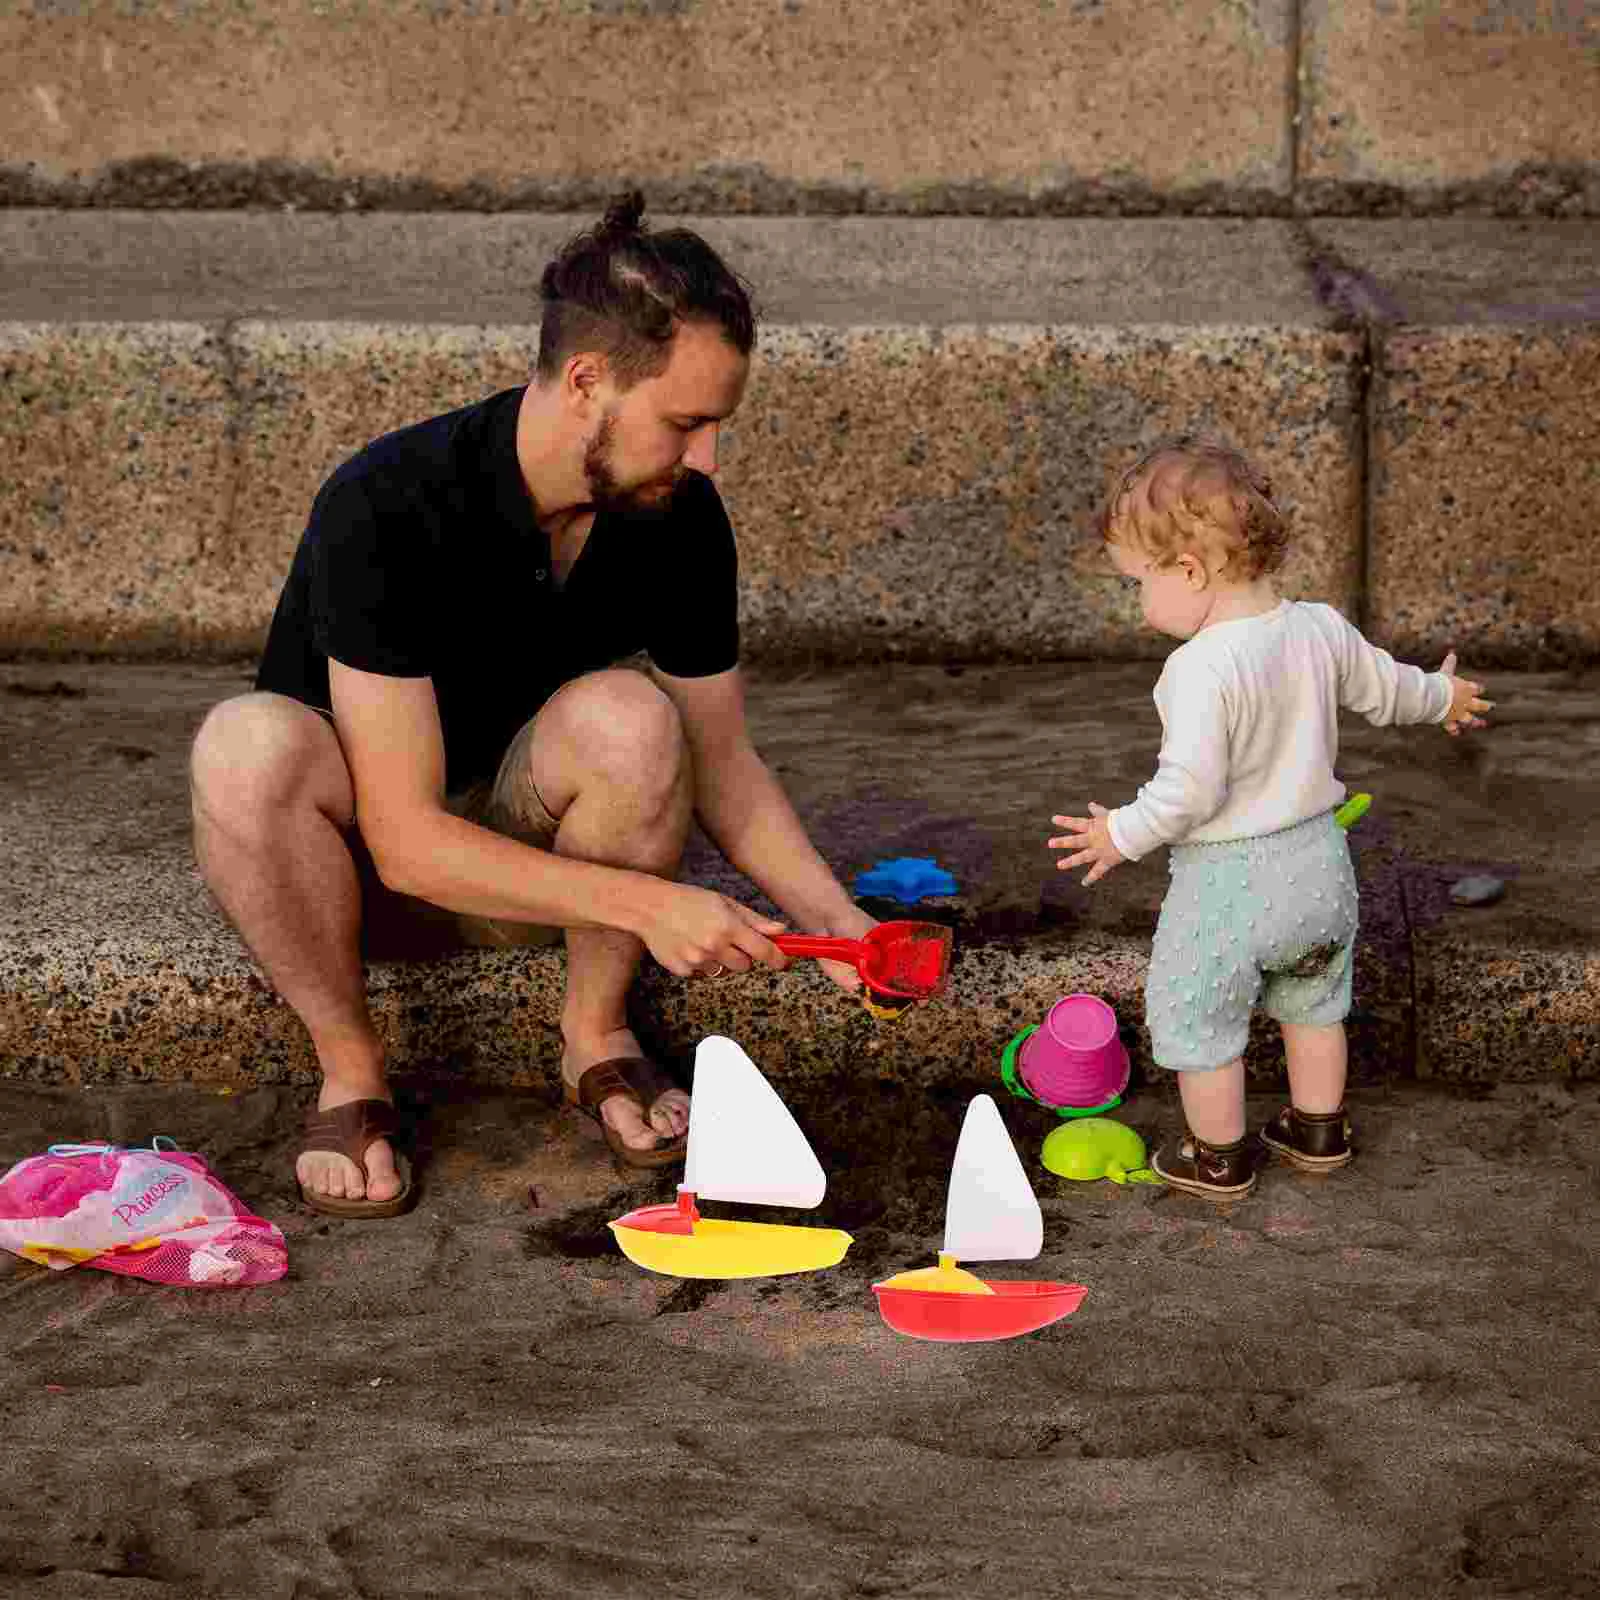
[
  {"left": 329, "top": 661, "right": 784, "bottom": 975},
  {"left": 651, "top": 664, "right": 873, "bottom": 948},
  {"left": 332, "top": 660, "right": 645, "bottom": 929}
]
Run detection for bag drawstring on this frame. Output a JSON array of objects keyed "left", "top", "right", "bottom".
[{"left": 46, "top": 1137, "right": 183, "bottom": 1170}]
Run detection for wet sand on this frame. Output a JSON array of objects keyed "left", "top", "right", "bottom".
[{"left": 2, "top": 1074, "right": 1597, "bottom": 1598}]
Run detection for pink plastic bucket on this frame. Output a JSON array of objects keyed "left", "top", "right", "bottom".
[{"left": 1018, "top": 994, "right": 1130, "bottom": 1109}]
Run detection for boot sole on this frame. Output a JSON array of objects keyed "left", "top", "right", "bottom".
[
  {"left": 1259, "top": 1132, "right": 1353, "bottom": 1172},
  {"left": 1150, "top": 1152, "right": 1256, "bottom": 1199}
]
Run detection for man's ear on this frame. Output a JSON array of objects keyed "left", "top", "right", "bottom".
[{"left": 564, "top": 352, "right": 606, "bottom": 409}]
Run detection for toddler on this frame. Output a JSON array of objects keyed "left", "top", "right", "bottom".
[{"left": 1048, "top": 440, "right": 1492, "bottom": 1199}]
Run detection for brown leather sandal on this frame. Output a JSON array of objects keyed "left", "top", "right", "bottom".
[
  {"left": 298, "top": 1098, "right": 416, "bottom": 1218},
  {"left": 564, "top": 1057, "right": 688, "bottom": 1170}
]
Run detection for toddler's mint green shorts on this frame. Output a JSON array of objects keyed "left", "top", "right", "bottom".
[{"left": 1145, "top": 810, "right": 1359, "bottom": 1072}]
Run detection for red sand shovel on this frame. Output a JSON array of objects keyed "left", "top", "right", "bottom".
[{"left": 773, "top": 921, "right": 954, "bottom": 1015}]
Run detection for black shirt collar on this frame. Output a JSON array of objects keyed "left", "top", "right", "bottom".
[{"left": 481, "top": 385, "right": 545, "bottom": 552}]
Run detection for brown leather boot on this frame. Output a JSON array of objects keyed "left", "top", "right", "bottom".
[
  {"left": 1151, "top": 1131, "right": 1257, "bottom": 1198},
  {"left": 1259, "top": 1105, "right": 1353, "bottom": 1171}
]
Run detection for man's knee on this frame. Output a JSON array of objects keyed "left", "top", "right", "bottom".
[
  {"left": 544, "top": 669, "right": 688, "bottom": 789},
  {"left": 191, "top": 693, "right": 352, "bottom": 828}
]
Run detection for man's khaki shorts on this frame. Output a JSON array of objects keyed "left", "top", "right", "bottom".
[{"left": 315, "top": 707, "right": 566, "bottom": 958}]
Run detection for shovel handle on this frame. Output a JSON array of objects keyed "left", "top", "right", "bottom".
[{"left": 772, "top": 935, "right": 866, "bottom": 961}]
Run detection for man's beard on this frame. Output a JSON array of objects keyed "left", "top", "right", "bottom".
[{"left": 583, "top": 411, "right": 682, "bottom": 517}]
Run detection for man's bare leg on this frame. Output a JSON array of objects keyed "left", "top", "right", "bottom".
[
  {"left": 523, "top": 671, "right": 695, "bottom": 1152},
  {"left": 190, "top": 693, "right": 402, "bottom": 1204}
]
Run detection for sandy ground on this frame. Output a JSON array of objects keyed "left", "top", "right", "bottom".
[
  {"left": 1, "top": 1072, "right": 1597, "bottom": 1600},
  {"left": 2, "top": 659, "right": 1597, "bottom": 1596}
]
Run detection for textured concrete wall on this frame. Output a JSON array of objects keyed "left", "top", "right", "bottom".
[
  {"left": 1369, "top": 325, "right": 1600, "bottom": 667},
  {"left": 0, "top": 0, "right": 1294, "bottom": 213},
  {"left": 730, "top": 324, "right": 1361, "bottom": 662},
  {"left": 1300, "top": 0, "right": 1600, "bottom": 214},
  {"left": 0, "top": 215, "right": 1365, "bottom": 662},
  {"left": 0, "top": 322, "right": 232, "bottom": 654},
  {"left": 0, "top": 318, "right": 1363, "bottom": 661},
  {"left": 1311, "top": 220, "right": 1600, "bottom": 668},
  {"left": 5, "top": 1, "right": 1599, "bottom": 214},
  {"left": 3, "top": 214, "right": 1596, "bottom": 666}
]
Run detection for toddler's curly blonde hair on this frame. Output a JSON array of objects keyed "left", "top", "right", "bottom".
[{"left": 1099, "top": 437, "right": 1289, "bottom": 581}]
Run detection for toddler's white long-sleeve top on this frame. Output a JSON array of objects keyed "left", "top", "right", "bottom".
[{"left": 1106, "top": 600, "right": 1454, "bottom": 861}]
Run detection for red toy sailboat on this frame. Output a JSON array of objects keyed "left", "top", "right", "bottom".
[{"left": 872, "top": 1095, "right": 1087, "bottom": 1342}]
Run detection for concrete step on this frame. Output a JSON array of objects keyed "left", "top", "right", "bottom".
[
  {"left": 4, "top": 2, "right": 1595, "bottom": 215},
  {"left": 2, "top": 213, "right": 1597, "bottom": 666},
  {"left": 3, "top": 659, "right": 1595, "bottom": 1094}
]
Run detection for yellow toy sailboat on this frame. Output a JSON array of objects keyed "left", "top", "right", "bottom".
[
  {"left": 609, "top": 1036, "right": 852, "bottom": 1279},
  {"left": 874, "top": 1094, "right": 1087, "bottom": 1341}
]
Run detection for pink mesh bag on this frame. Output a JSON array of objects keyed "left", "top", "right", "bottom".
[{"left": 0, "top": 1139, "right": 287, "bottom": 1287}]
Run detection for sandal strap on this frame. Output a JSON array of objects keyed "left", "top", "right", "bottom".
[
  {"left": 572, "top": 1056, "right": 678, "bottom": 1116},
  {"left": 302, "top": 1098, "right": 399, "bottom": 1163}
]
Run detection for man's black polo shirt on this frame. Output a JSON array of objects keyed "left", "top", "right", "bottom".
[{"left": 256, "top": 386, "right": 740, "bottom": 791}]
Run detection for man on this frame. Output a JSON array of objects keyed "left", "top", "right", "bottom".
[{"left": 190, "top": 193, "right": 875, "bottom": 1216}]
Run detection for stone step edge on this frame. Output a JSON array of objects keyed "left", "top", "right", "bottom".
[{"left": 4, "top": 922, "right": 1592, "bottom": 1093}]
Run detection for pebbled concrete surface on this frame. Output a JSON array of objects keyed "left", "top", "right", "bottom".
[
  {"left": 1302, "top": 220, "right": 1600, "bottom": 669},
  {"left": 7, "top": 214, "right": 1600, "bottom": 665},
  {"left": 0, "top": 213, "right": 1360, "bottom": 663},
  {"left": 1, "top": 658, "right": 1595, "bottom": 1096},
  {"left": 0, "top": 213, "right": 1336, "bottom": 328},
  {"left": 1365, "top": 323, "right": 1600, "bottom": 670}
]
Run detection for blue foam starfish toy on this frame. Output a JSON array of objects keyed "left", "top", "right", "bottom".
[{"left": 851, "top": 857, "right": 959, "bottom": 906}]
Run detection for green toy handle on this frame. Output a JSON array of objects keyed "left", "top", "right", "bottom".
[
  {"left": 999, "top": 1026, "right": 1038, "bottom": 1102},
  {"left": 1000, "top": 1026, "right": 1124, "bottom": 1118},
  {"left": 1335, "top": 793, "right": 1372, "bottom": 830}
]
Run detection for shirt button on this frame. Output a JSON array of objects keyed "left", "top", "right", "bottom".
[{"left": 534, "top": 568, "right": 548, "bottom": 583}]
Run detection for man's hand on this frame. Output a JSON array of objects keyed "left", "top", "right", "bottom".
[
  {"left": 633, "top": 881, "right": 790, "bottom": 980},
  {"left": 1048, "top": 801, "right": 1127, "bottom": 886},
  {"left": 814, "top": 903, "right": 879, "bottom": 995},
  {"left": 1439, "top": 651, "right": 1494, "bottom": 737}
]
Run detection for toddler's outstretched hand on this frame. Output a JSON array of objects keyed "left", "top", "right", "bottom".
[
  {"left": 1439, "top": 650, "right": 1494, "bottom": 737},
  {"left": 1048, "top": 801, "right": 1127, "bottom": 886}
]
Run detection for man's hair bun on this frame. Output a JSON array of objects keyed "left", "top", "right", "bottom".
[
  {"left": 596, "top": 189, "right": 647, "bottom": 241},
  {"left": 536, "top": 188, "right": 756, "bottom": 387}
]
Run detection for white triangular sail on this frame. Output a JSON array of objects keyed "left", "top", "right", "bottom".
[
  {"left": 680, "top": 1036, "right": 826, "bottom": 1209},
  {"left": 942, "top": 1094, "right": 1043, "bottom": 1263}
]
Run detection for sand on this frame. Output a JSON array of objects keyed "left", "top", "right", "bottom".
[{"left": 1, "top": 1073, "right": 1596, "bottom": 1599}]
